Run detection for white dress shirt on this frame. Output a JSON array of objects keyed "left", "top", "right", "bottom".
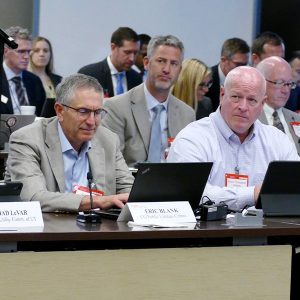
[{"left": 168, "top": 109, "right": 300, "bottom": 211}]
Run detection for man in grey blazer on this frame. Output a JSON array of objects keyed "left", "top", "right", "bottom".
[
  {"left": 102, "top": 35, "right": 195, "bottom": 167},
  {"left": 256, "top": 56, "right": 300, "bottom": 154},
  {"left": 5, "top": 74, "right": 134, "bottom": 212}
]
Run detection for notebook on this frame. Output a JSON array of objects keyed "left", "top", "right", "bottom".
[
  {"left": 0, "top": 114, "right": 35, "bottom": 150},
  {"left": 255, "top": 161, "right": 300, "bottom": 216},
  {"left": 98, "top": 162, "right": 213, "bottom": 220}
]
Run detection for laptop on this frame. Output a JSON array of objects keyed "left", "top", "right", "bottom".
[
  {"left": 98, "top": 162, "right": 213, "bottom": 220},
  {"left": 0, "top": 114, "right": 35, "bottom": 150},
  {"left": 40, "top": 98, "right": 56, "bottom": 118},
  {"left": 256, "top": 161, "right": 300, "bottom": 216},
  {"left": 0, "top": 181, "right": 23, "bottom": 202}
]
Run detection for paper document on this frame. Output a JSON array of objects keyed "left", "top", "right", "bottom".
[{"left": 127, "top": 221, "right": 194, "bottom": 228}]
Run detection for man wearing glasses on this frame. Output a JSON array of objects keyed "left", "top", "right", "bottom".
[
  {"left": 206, "top": 37, "right": 250, "bottom": 111},
  {"left": 1, "top": 26, "right": 45, "bottom": 116},
  {"left": 257, "top": 56, "right": 300, "bottom": 154},
  {"left": 5, "top": 74, "right": 134, "bottom": 212},
  {"left": 168, "top": 66, "right": 299, "bottom": 211}
]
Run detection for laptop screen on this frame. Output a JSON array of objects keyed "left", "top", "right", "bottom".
[
  {"left": 256, "top": 160, "right": 300, "bottom": 215},
  {"left": 0, "top": 114, "right": 35, "bottom": 150},
  {"left": 128, "top": 162, "right": 213, "bottom": 210}
]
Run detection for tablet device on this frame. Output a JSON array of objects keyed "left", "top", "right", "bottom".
[{"left": 256, "top": 161, "right": 300, "bottom": 216}]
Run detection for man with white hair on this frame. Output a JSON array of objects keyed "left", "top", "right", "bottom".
[
  {"left": 256, "top": 56, "right": 300, "bottom": 154},
  {"left": 168, "top": 66, "right": 299, "bottom": 211}
]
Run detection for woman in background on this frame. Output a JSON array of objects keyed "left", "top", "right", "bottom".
[
  {"left": 28, "top": 36, "right": 62, "bottom": 99},
  {"left": 172, "top": 58, "right": 213, "bottom": 119}
]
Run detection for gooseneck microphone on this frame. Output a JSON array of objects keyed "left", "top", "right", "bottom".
[
  {"left": 0, "top": 28, "right": 18, "bottom": 49},
  {"left": 76, "top": 170, "right": 102, "bottom": 224},
  {"left": 87, "top": 171, "right": 94, "bottom": 210}
]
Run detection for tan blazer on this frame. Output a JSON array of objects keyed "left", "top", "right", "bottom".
[
  {"left": 5, "top": 117, "right": 134, "bottom": 212},
  {"left": 102, "top": 83, "right": 196, "bottom": 166},
  {"left": 259, "top": 107, "right": 300, "bottom": 155}
]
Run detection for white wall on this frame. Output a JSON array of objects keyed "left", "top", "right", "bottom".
[{"left": 39, "top": 0, "right": 257, "bottom": 77}]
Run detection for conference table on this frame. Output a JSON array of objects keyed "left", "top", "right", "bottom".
[
  {"left": 0, "top": 213, "right": 298, "bottom": 299},
  {"left": 0, "top": 213, "right": 300, "bottom": 251}
]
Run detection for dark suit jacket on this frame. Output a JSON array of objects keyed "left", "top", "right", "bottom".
[
  {"left": 78, "top": 58, "right": 142, "bottom": 97},
  {"left": 206, "top": 64, "right": 220, "bottom": 111},
  {"left": 49, "top": 73, "right": 62, "bottom": 89},
  {"left": 285, "top": 86, "right": 300, "bottom": 112},
  {"left": 196, "top": 96, "right": 213, "bottom": 120},
  {"left": 1, "top": 70, "right": 46, "bottom": 116}
]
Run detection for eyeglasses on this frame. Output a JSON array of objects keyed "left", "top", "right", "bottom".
[
  {"left": 62, "top": 104, "right": 107, "bottom": 119},
  {"left": 266, "top": 79, "right": 296, "bottom": 90},
  {"left": 199, "top": 80, "right": 213, "bottom": 89}
]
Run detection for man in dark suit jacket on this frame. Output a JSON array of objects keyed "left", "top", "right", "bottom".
[
  {"left": 78, "top": 27, "right": 142, "bottom": 97},
  {"left": 1, "top": 26, "right": 45, "bottom": 116},
  {"left": 207, "top": 38, "right": 249, "bottom": 111}
]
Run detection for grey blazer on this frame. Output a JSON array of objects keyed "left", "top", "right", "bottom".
[
  {"left": 5, "top": 117, "right": 134, "bottom": 212},
  {"left": 102, "top": 83, "right": 196, "bottom": 166},
  {"left": 259, "top": 107, "right": 300, "bottom": 155}
]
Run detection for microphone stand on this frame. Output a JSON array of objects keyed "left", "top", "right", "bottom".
[{"left": 76, "top": 172, "right": 102, "bottom": 224}]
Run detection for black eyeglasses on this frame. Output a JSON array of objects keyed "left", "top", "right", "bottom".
[
  {"left": 266, "top": 79, "right": 296, "bottom": 90},
  {"left": 62, "top": 104, "right": 107, "bottom": 119},
  {"left": 199, "top": 80, "right": 213, "bottom": 89}
]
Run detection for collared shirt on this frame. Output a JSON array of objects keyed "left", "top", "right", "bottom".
[
  {"left": 3, "top": 62, "right": 29, "bottom": 114},
  {"left": 263, "top": 103, "right": 294, "bottom": 143},
  {"left": 144, "top": 83, "right": 169, "bottom": 159},
  {"left": 58, "top": 122, "right": 91, "bottom": 192},
  {"left": 218, "top": 63, "right": 226, "bottom": 87},
  {"left": 107, "top": 56, "right": 127, "bottom": 95},
  {"left": 167, "top": 108, "right": 300, "bottom": 211}
]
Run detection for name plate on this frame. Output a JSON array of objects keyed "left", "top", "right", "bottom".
[
  {"left": 117, "top": 201, "right": 196, "bottom": 223},
  {"left": 0, "top": 201, "right": 44, "bottom": 231}
]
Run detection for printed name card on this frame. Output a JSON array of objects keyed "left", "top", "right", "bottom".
[
  {"left": 0, "top": 201, "right": 44, "bottom": 231},
  {"left": 117, "top": 201, "right": 196, "bottom": 223}
]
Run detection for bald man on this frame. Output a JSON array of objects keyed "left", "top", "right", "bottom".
[
  {"left": 168, "top": 66, "right": 299, "bottom": 211},
  {"left": 256, "top": 56, "right": 300, "bottom": 154}
]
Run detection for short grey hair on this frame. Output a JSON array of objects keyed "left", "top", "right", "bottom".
[
  {"left": 5, "top": 26, "right": 31, "bottom": 41},
  {"left": 147, "top": 35, "right": 184, "bottom": 61},
  {"left": 56, "top": 74, "right": 103, "bottom": 105}
]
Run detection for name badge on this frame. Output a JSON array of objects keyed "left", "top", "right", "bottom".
[
  {"left": 118, "top": 201, "right": 196, "bottom": 223},
  {"left": 291, "top": 122, "right": 300, "bottom": 138},
  {"left": 0, "top": 201, "right": 43, "bottom": 231},
  {"left": 73, "top": 185, "right": 104, "bottom": 197},
  {"left": 225, "top": 173, "right": 248, "bottom": 188}
]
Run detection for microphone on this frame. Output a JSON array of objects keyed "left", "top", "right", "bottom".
[
  {"left": 0, "top": 28, "right": 18, "bottom": 49},
  {"left": 87, "top": 171, "right": 94, "bottom": 210},
  {"left": 76, "top": 171, "right": 102, "bottom": 224}
]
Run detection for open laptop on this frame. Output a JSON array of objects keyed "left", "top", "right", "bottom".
[
  {"left": 0, "top": 114, "right": 35, "bottom": 150},
  {"left": 256, "top": 161, "right": 300, "bottom": 216},
  {"left": 0, "top": 181, "right": 23, "bottom": 202},
  {"left": 98, "top": 162, "right": 213, "bottom": 220}
]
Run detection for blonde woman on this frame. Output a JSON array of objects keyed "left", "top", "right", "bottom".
[
  {"left": 172, "top": 58, "right": 213, "bottom": 119},
  {"left": 28, "top": 36, "right": 62, "bottom": 99}
]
